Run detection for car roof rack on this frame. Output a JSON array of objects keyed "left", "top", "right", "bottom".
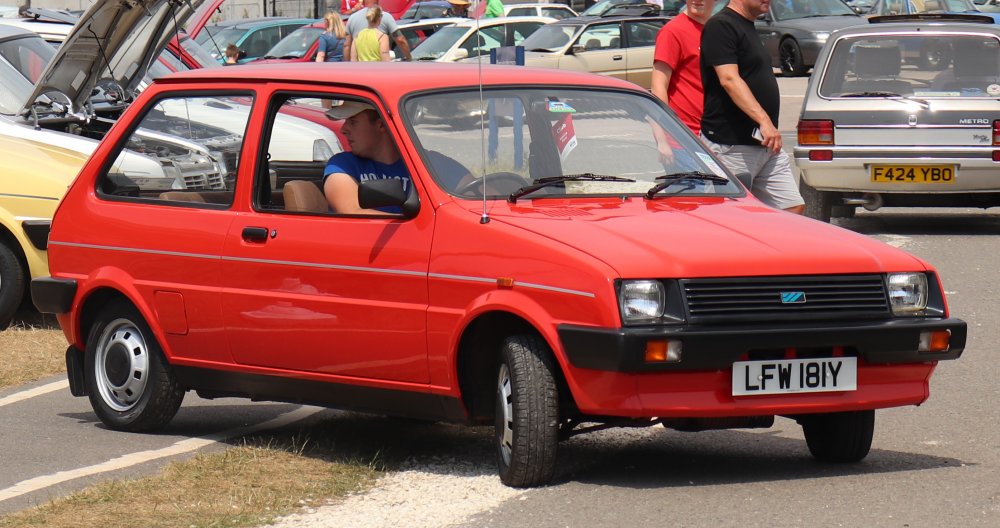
[{"left": 869, "top": 13, "right": 994, "bottom": 24}]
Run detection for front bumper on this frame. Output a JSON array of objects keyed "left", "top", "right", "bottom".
[
  {"left": 559, "top": 318, "right": 966, "bottom": 373},
  {"left": 794, "top": 147, "right": 1000, "bottom": 192}
]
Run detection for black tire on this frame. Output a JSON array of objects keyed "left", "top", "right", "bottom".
[
  {"left": 0, "top": 242, "right": 26, "bottom": 329},
  {"left": 799, "top": 179, "right": 832, "bottom": 223},
  {"left": 801, "top": 410, "right": 875, "bottom": 463},
  {"left": 780, "top": 39, "right": 809, "bottom": 77},
  {"left": 495, "top": 334, "right": 559, "bottom": 487},
  {"left": 84, "top": 300, "right": 184, "bottom": 432}
]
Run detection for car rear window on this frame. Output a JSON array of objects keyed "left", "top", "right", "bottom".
[{"left": 819, "top": 33, "right": 1000, "bottom": 98}]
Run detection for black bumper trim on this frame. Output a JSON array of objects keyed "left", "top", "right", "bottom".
[
  {"left": 21, "top": 220, "right": 50, "bottom": 250},
  {"left": 30, "top": 277, "right": 77, "bottom": 314},
  {"left": 558, "top": 318, "right": 967, "bottom": 372}
]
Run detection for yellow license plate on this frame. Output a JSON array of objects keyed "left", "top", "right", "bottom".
[{"left": 870, "top": 165, "right": 956, "bottom": 183}]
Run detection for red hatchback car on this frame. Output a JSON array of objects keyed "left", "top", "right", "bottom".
[{"left": 33, "top": 63, "right": 966, "bottom": 487}]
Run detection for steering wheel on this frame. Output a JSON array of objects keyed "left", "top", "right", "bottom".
[{"left": 454, "top": 172, "right": 528, "bottom": 197}]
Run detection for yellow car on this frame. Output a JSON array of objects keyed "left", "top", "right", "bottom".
[{"left": 0, "top": 135, "right": 84, "bottom": 327}]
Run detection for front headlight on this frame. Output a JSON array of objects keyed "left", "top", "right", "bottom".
[
  {"left": 619, "top": 280, "right": 665, "bottom": 324},
  {"left": 887, "top": 273, "right": 928, "bottom": 315}
]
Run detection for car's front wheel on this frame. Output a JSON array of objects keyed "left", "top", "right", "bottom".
[
  {"left": 85, "top": 300, "right": 184, "bottom": 432},
  {"left": 799, "top": 179, "right": 832, "bottom": 222},
  {"left": 0, "top": 242, "right": 26, "bottom": 329},
  {"left": 800, "top": 410, "right": 875, "bottom": 463},
  {"left": 495, "top": 334, "right": 559, "bottom": 487},
  {"left": 780, "top": 39, "right": 809, "bottom": 77}
]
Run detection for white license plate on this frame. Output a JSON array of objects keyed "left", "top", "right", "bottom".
[{"left": 732, "top": 357, "right": 857, "bottom": 396}]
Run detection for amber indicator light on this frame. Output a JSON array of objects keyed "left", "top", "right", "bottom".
[{"left": 497, "top": 277, "right": 515, "bottom": 288}]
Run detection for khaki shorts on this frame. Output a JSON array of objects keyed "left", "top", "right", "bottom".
[{"left": 701, "top": 135, "right": 804, "bottom": 210}]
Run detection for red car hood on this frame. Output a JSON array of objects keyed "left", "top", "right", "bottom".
[{"left": 475, "top": 197, "right": 926, "bottom": 278}]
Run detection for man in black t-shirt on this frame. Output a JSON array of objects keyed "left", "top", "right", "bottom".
[{"left": 699, "top": 0, "right": 804, "bottom": 214}]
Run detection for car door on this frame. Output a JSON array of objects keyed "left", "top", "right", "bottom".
[
  {"left": 219, "top": 86, "right": 433, "bottom": 384},
  {"left": 623, "top": 18, "right": 665, "bottom": 89},
  {"left": 559, "top": 22, "right": 626, "bottom": 80}
]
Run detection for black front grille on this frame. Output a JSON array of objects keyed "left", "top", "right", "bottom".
[{"left": 682, "top": 274, "right": 890, "bottom": 323}]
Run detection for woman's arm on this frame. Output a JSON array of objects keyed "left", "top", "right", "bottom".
[{"left": 379, "top": 32, "right": 391, "bottom": 62}]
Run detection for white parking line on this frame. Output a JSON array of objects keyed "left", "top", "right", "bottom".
[
  {"left": 0, "top": 380, "right": 68, "bottom": 408},
  {"left": 0, "top": 405, "right": 323, "bottom": 503}
]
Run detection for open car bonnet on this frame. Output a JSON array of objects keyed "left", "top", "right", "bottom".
[{"left": 21, "top": 0, "right": 208, "bottom": 118}]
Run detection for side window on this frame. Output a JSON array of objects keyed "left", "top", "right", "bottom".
[
  {"left": 577, "top": 23, "right": 622, "bottom": 51},
  {"left": 625, "top": 20, "right": 663, "bottom": 48},
  {"left": 511, "top": 22, "right": 543, "bottom": 45},
  {"left": 542, "top": 7, "right": 572, "bottom": 19},
  {"left": 256, "top": 94, "right": 412, "bottom": 217},
  {"left": 242, "top": 27, "right": 280, "bottom": 57},
  {"left": 507, "top": 8, "right": 533, "bottom": 16},
  {"left": 100, "top": 94, "right": 252, "bottom": 205}
]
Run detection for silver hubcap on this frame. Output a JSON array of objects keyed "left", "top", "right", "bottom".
[
  {"left": 95, "top": 318, "right": 149, "bottom": 412},
  {"left": 498, "top": 363, "right": 514, "bottom": 466}
]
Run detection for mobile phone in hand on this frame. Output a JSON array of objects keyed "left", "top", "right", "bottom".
[{"left": 751, "top": 128, "right": 764, "bottom": 143}]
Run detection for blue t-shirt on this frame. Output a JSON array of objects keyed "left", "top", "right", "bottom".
[
  {"left": 324, "top": 152, "right": 410, "bottom": 213},
  {"left": 318, "top": 33, "right": 344, "bottom": 62}
]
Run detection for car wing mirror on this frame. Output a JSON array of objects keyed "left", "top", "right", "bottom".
[
  {"left": 452, "top": 48, "right": 469, "bottom": 61},
  {"left": 358, "top": 179, "right": 420, "bottom": 218},
  {"left": 758, "top": 13, "right": 772, "bottom": 22},
  {"left": 569, "top": 44, "right": 585, "bottom": 55}
]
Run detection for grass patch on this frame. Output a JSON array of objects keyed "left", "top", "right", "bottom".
[
  {"left": 0, "top": 325, "right": 66, "bottom": 389},
  {"left": 0, "top": 434, "right": 381, "bottom": 528}
]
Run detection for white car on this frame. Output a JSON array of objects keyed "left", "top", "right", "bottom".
[
  {"left": 0, "top": 9, "right": 74, "bottom": 45},
  {"left": 504, "top": 3, "right": 579, "bottom": 19},
  {"left": 411, "top": 16, "right": 555, "bottom": 62}
]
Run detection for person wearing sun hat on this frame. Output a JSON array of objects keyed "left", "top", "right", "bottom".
[
  {"left": 322, "top": 101, "right": 411, "bottom": 214},
  {"left": 445, "top": 0, "right": 471, "bottom": 17}
]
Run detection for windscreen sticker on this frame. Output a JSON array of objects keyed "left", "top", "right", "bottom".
[
  {"left": 547, "top": 101, "right": 576, "bottom": 113},
  {"left": 551, "top": 114, "right": 578, "bottom": 160},
  {"left": 696, "top": 152, "right": 727, "bottom": 178}
]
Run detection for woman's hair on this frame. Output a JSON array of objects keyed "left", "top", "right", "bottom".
[
  {"left": 225, "top": 44, "right": 240, "bottom": 60},
  {"left": 325, "top": 12, "right": 346, "bottom": 39},
  {"left": 366, "top": 5, "right": 382, "bottom": 26}
]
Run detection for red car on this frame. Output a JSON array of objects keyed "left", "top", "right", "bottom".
[{"left": 33, "top": 63, "right": 966, "bottom": 487}]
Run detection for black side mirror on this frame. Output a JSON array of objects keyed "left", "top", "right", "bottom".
[
  {"left": 238, "top": 49, "right": 247, "bottom": 59},
  {"left": 358, "top": 179, "right": 420, "bottom": 218}
]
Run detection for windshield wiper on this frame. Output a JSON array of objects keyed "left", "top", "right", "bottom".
[
  {"left": 508, "top": 173, "right": 636, "bottom": 203},
  {"left": 529, "top": 47, "right": 554, "bottom": 52},
  {"left": 840, "top": 91, "right": 930, "bottom": 108},
  {"left": 645, "top": 172, "right": 730, "bottom": 199},
  {"left": 415, "top": 56, "right": 439, "bottom": 61}
]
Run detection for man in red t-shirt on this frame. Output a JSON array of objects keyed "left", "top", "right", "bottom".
[{"left": 651, "top": 0, "right": 716, "bottom": 135}]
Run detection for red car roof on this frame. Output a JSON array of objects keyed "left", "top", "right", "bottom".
[{"left": 159, "top": 62, "right": 644, "bottom": 101}]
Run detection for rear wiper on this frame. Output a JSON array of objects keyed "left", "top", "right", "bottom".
[
  {"left": 840, "top": 91, "right": 930, "bottom": 108},
  {"left": 645, "top": 172, "right": 730, "bottom": 199},
  {"left": 508, "top": 173, "right": 636, "bottom": 203}
]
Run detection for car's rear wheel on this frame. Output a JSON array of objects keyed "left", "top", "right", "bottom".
[
  {"left": 800, "top": 410, "right": 875, "bottom": 463},
  {"left": 495, "top": 334, "right": 559, "bottom": 488},
  {"left": 799, "top": 179, "right": 832, "bottom": 222},
  {"left": 0, "top": 242, "right": 26, "bottom": 329},
  {"left": 85, "top": 300, "right": 184, "bottom": 432},
  {"left": 780, "top": 39, "right": 809, "bottom": 77}
]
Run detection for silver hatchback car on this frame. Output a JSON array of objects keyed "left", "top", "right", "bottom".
[{"left": 794, "top": 15, "right": 1000, "bottom": 221}]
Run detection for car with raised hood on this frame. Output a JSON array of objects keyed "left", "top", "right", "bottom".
[
  {"left": 0, "top": 0, "right": 340, "bottom": 326},
  {"left": 412, "top": 16, "right": 554, "bottom": 61},
  {"left": 515, "top": 13, "right": 667, "bottom": 89},
  {"left": 32, "top": 60, "right": 966, "bottom": 487},
  {"left": 795, "top": 15, "right": 1000, "bottom": 221}
]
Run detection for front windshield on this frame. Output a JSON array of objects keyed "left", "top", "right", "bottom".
[
  {"left": 265, "top": 26, "right": 322, "bottom": 58},
  {"left": 521, "top": 24, "right": 581, "bottom": 52},
  {"left": 819, "top": 34, "right": 1000, "bottom": 98},
  {"left": 198, "top": 27, "right": 249, "bottom": 61},
  {"left": 771, "top": 0, "right": 856, "bottom": 20},
  {"left": 582, "top": 0, "right": 637, "bottom": 16},
  {"left": 412, "top": 26, "right": 468, "bottom": 59},
  {"left": 405, "top": 89, "right": 740, "bottom": 199}
]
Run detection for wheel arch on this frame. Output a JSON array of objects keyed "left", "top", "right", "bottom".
[{"left": 455, "top": 310, "right": 576, "bottom": 424}]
